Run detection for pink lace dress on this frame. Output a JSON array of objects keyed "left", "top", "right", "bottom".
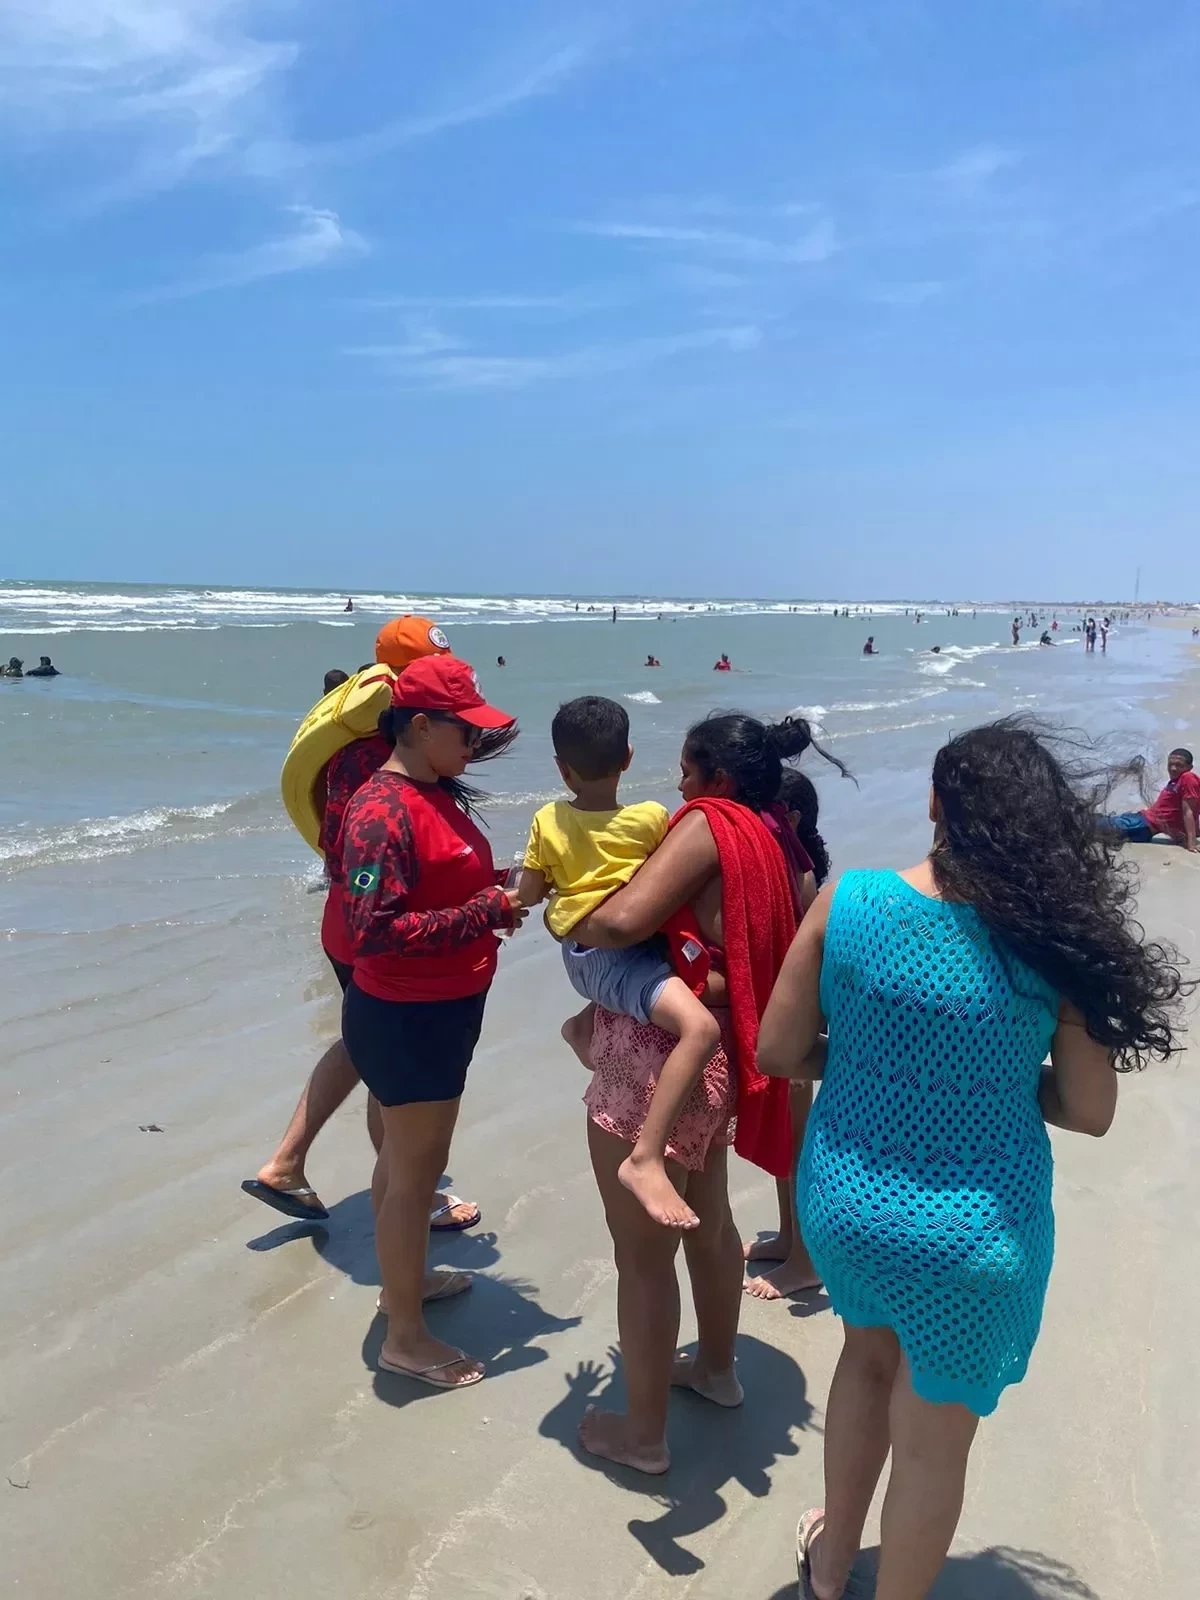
[{"left": 584, "top": 1005, "right": 737, "bottom": 1171}]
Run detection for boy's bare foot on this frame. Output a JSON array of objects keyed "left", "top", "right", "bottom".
[
  {"left": 744, "top": 1232, "right": 793, "bottom": 1263},
  {"left": 618, "top": 1151, "right": 699, "bottom": 1229},
  {"left": 578, "top": 1407, "right": 669, "bottom": 1475},
  {"left": 378, "top": 1330, "right": 484, "bottom": 1389},
  {"left": 671, "top": 1352, "right": 744, "bottom": 1407},
  {"left": 744, "top": 1253, "right": 823, "bottom": 1301},
  {"left": 560, "top": 1005, "right": 597, "bottom": 1070}
]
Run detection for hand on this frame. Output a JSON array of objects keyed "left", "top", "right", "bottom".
[{"left": 502, "top": 888, "right": 530, "bottom": 928}]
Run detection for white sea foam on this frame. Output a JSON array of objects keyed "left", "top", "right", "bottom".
[
  {"left": 623, "top": 691, "right": 662, "bottom": 705},
  {"left": 0, "top": 799, "right": 249, "bottom": 872}
]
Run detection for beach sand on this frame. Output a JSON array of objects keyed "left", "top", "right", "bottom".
[{"left": 2, "top": 839, "right": 1199, "bottom": 1600}]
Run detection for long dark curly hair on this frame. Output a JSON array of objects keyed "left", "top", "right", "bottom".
[
  {"left": 777, "top": 769, "right": 831, "bottom": 886},
  {"left": 377, "top": 705, "right": 517, "bottom": 818},
  {"left": 684, "top": 711, "right": 851, "bottom": 812},
  {"left": 931, "top": 717, "right": 1189, "bottom": 1069}
]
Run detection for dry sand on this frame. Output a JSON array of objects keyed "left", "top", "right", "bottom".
[{"left": 3, "top": 853, "right": 1200, "bottom": 1600}]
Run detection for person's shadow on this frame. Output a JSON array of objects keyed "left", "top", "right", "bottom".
[
  {"left": 245, "top": 1178, "right": 580, "bottom": 1406},
  {"left": 540, "top": 1332, "right": 814, "bottom": 1578},
  {"left": 765, "top": 1543, "right": 1098, "bottom": 1598}
]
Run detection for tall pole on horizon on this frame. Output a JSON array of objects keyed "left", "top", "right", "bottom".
[{"left": 1134, "top": 566, "right": 1141, "bottom": 605}]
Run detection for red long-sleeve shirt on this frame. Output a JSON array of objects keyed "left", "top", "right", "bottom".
[
  {"left": 319, "top": 734, "right": 392, "bottom": 964},
  {"left": 337, "top": 770, "right": 510, "bottom": 1001}
]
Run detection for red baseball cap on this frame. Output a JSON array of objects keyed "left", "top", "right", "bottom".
[{"left": 391, "top": 655, "right": 515, "bottom": 729}]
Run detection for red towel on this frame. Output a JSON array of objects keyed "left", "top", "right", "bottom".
[{"left": 668, "top": 797, "right": 798, "bottom": 1178}]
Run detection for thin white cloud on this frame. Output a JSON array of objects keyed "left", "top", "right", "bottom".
[
  {"left": 134, "top": 205, "right": 366, "bottom": 300},
  {"left": 578, "top": 216, "right": 839, "bottom": 266},
  {"left": 355, "top": 287, "right": 625, "bottom": 316},
  {"left": 346, "top": 323, "right": 763, "bottom": 392},
  {"left": 0, "top": 0, "right": 295, "bottom": 196},
  {"left": 935, "top": 144, "right": 1019, "bottom": 197},
  {"left": 865, "top": 280, "right": 946, "bottom": 307}
]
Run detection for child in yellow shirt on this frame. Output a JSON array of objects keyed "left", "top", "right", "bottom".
[{"left": 518, "top": 696, "right": 721, "bottom": 1230}]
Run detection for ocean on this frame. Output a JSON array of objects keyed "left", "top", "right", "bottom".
[{"left": 0, "top": 580, "right": 1187, "bottom": 956}]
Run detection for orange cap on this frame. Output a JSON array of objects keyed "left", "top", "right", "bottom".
[{"left": 374, "top": 615, "right": 451, "bottom": 670}]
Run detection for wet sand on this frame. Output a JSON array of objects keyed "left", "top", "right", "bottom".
[{"left": 3, "top": 851, "right": 1199, "bottom": 1599}]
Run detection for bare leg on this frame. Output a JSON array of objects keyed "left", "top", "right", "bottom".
[
  {"left": 375, "top": 1098, "right": 482, "bottom": 1387},
  {"left": 580, "top": 1121, "right": 681, "bottom": 1473},
  {"left": 874, "top": 1361, "right": 978, "bottom": 1600},
  {"left": 254, "top": 1038, "right": 359, "bottom": 1207},
  {"left": 618, "top": 980, "right": 720, "bottom": 1230},
  {"left": 366, "top": 1092, "right": 383, "bottom": 1156},
  {"left": 744, "top": 1175, "right": 795, "bottom": 1261},
  {"left": 561, "top": 1003, "right": 597, "bottom": 1070},
  {"left": 675, "top": 1143, "right": 744, "bottom": 1407},
  {"left": 745, "top": 1081, "right": 822, "bottom": 1299},
  {"left": 806, "top": 1325, "right": 901, "bottom": 1600}
]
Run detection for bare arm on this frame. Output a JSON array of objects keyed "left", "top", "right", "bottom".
[
  {"left": 1039, "top": 998, "right": 1117, "bottom": 1137},
  {"left": 516, "top": 866, "right": 549, "bottom": 906},
  {"left": 757, "top": 885, "right": 833, "bottom": 1079},
  {"left": 569, "top": 811, "right": 719, "bottom": 949},
  {"left": 1185, "top": 798, "right": 1198, "bottom": 853},
  {"left": 800, "top": 870, "right": 818, "bottom": 914}
]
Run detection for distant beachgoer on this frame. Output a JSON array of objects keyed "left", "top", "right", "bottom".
[
  {"left": 744, "top": 767, "right": 837, "bottom": 1303},
  {"left": 1011, "top": 618, "right": 1020, "bottom": 646},
  {"left": 930, "top": 645, "right": 942, "bottom": 654},
  {"left": 862, "top": 637, "right": 876, "bottom": 656},
  {"left": 1039, "top": 632, "right": 1054, "bottom": 647},
  {"left": 1052, "top": 619, "right": 1059, "bottom": 631},
  {"left": 324, "top": 668, "right": 350, "bottom": 694},
  {"left": 612, "top": 606, "right": 618, "bottom": 624},
  {"left": 345, "top": 598, "right": 354, "bottom": 612},
  {"left": 645, "top": 655, "right": 661, "bottom": 668},
  {"left": 760, "top": 717, "right": 1188, "bottom": 1599},
  {"left": 564, "top": 710, "right": 845, "bottom": 1473},
  {"left": 26, "top": 656, "right": 60, "bottom": 678},
  {"left": 340, "top": 657, "right": 523, "bottom": 1390},
  {"left": 1100, "top": 619, "right": 1110, "bottom": 653},
  {"left": 1085, "top": 617, "right": 1097, "bottom": 653},
  {"left": 3, "top": 656, "right": 23, "bottom": 678},
  {"left": 1105, "top": 748, "right": 1200, "bottom": 851},
  {"left": 243, "top": 616, "right": 462, "bottom": 1228},
  {"left": 714, "top": 654, "right": 732, "bottom": 672},
  {"left": 496, "top": 656, "right": 506, "bottom": 667},
  {"left": 516, "top": 696, "right": 722, "bottom": 1231}
]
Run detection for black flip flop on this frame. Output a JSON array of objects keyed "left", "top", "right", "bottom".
[{"left": 241, "top": 1179, "right": 330, "bottom": 1223}]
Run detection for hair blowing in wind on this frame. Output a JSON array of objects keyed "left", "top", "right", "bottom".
[{"left": 931, "top": 717, "right": 1191, "bottom": 1070}]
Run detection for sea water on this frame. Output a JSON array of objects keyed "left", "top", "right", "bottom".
[{"left": 0, "top": 582, "right": 1187, "bottom": 945}]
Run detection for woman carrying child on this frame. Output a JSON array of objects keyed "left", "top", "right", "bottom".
[{"left": 559, "top": 709, "right": 848, "bottom": 1473}]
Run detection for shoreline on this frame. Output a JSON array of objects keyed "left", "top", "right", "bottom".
[{"left": 3, "top": 642, "right": 1199, "bottom": 1595}]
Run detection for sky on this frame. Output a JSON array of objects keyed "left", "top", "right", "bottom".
[{"left": 0, "top": 0, "right": 1197, "bottom": 600}]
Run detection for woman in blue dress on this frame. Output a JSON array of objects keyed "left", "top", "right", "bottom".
[{"left": 759, "top": 718, "right": 1188, "bottom": 1600}]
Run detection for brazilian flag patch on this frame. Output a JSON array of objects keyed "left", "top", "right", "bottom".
[{"left": 349, "top": 863, "right": 382, "bottom": 896}]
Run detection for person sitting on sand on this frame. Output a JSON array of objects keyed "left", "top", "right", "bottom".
[
  {"left": 562, "top": 710, "right": 848, "bottom": 1474},
  {"left": 759, "top": 716, "right": 1188, "bottom": 1600},
  {"left": 324, "top": 668, "right": 350, "bottom": 694},
  {"left": 1039, "top": 632, "right": 1054, "bottom": 646},
  {"left": 1104, "top": 748, "right": 1200, "bottom": 852},
  {"left": 517, "top": 697, "right": 722, "bottom": 1230},
  {"left": 862, "top": 637, "right": 876, "bottom": 656},
  {"left": 26, "top": 656, "right": 60, "bottom": 678},
  {"left": 3, "top": 657, "right": 23, "bottom": 678}
]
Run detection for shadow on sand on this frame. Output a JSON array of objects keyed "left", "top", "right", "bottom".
[
  {"left": 540, "top": 1332, "right": 814, "bottom": 1578},
  {"left": 767, "top": 1543, "right": 1099, "bottom": 1599}
]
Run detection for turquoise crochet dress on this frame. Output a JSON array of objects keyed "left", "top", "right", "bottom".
[{"left": 798, "top": 870, "right": 1060, "bottom": 1416}]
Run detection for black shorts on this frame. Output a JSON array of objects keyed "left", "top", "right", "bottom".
[
  {"left": 341, "top": 980, "right": 488, "bottom": 1107},
  {"left": 327, "top": 954, "right": 354, "bottom": 993}
]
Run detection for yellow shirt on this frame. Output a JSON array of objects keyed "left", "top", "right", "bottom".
[{"left": 524, "top": 799, "right": 671, "bottom": 938}]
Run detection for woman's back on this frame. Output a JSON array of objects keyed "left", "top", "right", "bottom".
[{"left": 801, "top": 868, "right": 1060, "bottom": 1412}]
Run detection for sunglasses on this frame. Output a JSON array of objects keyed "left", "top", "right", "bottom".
[{"left": 426, "top": 712, "right": 483, "bottom": 749}]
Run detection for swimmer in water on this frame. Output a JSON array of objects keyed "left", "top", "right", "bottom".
[
  {"left": 497, "top": 656, "right": 507, "bottom": 667},
  {"left": 26, "top": 656, "right": 60, "bottom": 678},
  {"left": 344, "top": 598, "right": 354, "bottom": 612},
  {"left": 324, "top": 668, "right": 350, "bottom": 694},
  {"left": 862, "top": 637, "right": 877, "bottom": 656},
  {"left": 713, "top": 653, "right": 732, "bottom": 672},
  {"left": 3, "top": 657, "right": 23, "bottom": 678},
  {"left": 645, "top": 655, "right": 661, "bottom": 668}
]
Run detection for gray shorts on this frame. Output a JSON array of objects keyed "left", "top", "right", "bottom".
[{"left": 561, "top": 939, "right": 672, "bottom": 1025}]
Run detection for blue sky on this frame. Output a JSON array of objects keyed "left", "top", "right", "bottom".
[{"left": 1, "top": 1, "right": 1197, "bottom": 600}]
